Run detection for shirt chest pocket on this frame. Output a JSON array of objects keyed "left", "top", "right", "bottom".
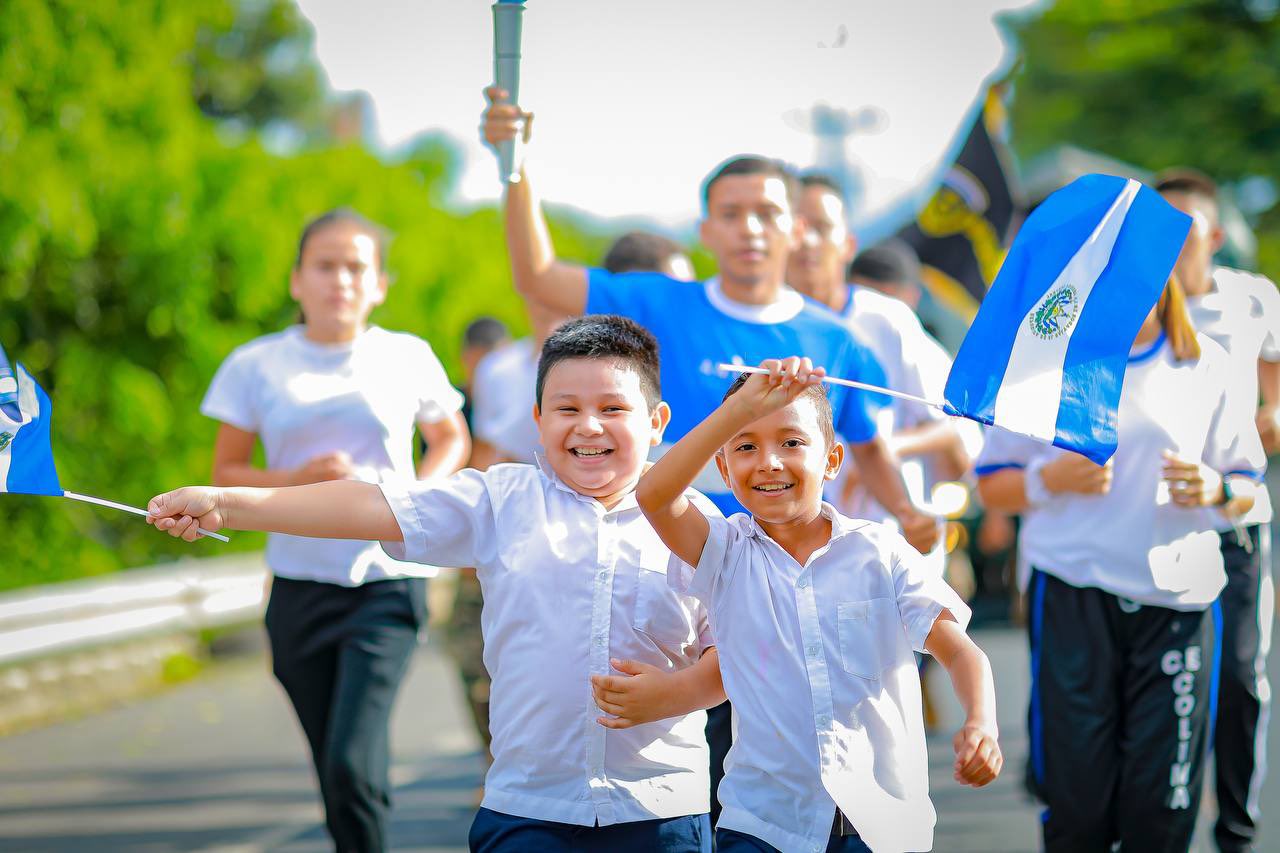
[
  {"left": 837, "top": 598, "right": 897, "bottom": 681},
  {"left": 632, "top": 568, "right": 697, "bottom": 648}
]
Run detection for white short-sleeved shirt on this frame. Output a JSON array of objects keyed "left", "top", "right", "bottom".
[
  {"left": 471, "top": 337, "right": 541, "bottom": 463},
  {"left": 1187, "top": 266, "right": 1280, "bottom": 527},
  {"left": 670, "top": 504, "right": 970, "bottom": 853},
  {"left": 379, "top": 463, "right": 717, "bottom": 826},
  {"left": 976, "top": 333, "right": 1265, "bottom": 608},
  {"left": 201, "top": 325, "right": 463, "bottom": 586}
]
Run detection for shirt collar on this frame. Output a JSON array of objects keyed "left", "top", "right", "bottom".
[
  {"left": 703, "top": 277, "right": 806, "bottom": 324},
  {"left": 533, "top": 453, "right": 640, "bottom": 515}
]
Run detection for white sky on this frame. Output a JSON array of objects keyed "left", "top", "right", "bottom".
[{"left": 296, "top": 0, "right": 1038, "bottom": 231}]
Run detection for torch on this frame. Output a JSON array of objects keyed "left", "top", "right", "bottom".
[{"left": 492, "top": 0, "right": 527, "bottom": 184}]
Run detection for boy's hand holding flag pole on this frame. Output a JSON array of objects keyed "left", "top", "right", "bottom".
[
  {"left": 0, "top": 345, "right": 229, "bottom": 542},
  {"left": 722, "top": 174, "right": 1193, "bottom": 465}
]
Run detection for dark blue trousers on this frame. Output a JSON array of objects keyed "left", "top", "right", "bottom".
[
  {"left": 266, "top": 575, "right": 425, "bottom": 853},
  {"left": 716, "top": 827, "right": 872, "bottom": 853},
  {"left": 469, "top": 806, "right": 711, "bottom": 853}
]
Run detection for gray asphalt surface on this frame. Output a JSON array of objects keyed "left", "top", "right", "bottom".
[{"left": 1, "top": 624, "right": 1276, "bottom": 852}]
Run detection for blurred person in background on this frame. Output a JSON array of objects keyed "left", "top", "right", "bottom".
[
  {"left": 202, "top": 209, "right": 470, "bottom": 852},
  {"left": 445, "top": 316, "right": 510, "bottom": 773},
  {"left": 1156, "top": 167, "right": 1280, "bottom": 853},
  {"left": 976, "top": 271, "right": 1265, "bottom": 852},
  {"left": 602, "top": 230, "right": 696, "bottom": 280}
]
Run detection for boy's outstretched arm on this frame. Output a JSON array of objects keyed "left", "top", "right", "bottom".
[
  {"left": 590, "top": 648, "right": 726, "bottom": 729},
  {"left": 147, "top": 481, "right": 402, "bottom": 543},
  {"left": 925, "top": 613, "right": 1002, "bottom": 788},
  {"left": 636, "top": 357, "right": 825, "bottom": 567}
]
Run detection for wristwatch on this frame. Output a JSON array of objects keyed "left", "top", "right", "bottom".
[{"left": 1217, "top": 476, "right": 1234, "bottom": 507}]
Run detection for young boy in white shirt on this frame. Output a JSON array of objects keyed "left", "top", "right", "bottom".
[
  {"left": 148, "top": 315, "right": 725, "bottom": 853},
  {"left": 635, "top": 357, "right": 1001, "bottom": 853}
]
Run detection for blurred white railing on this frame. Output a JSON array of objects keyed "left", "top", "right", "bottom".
[{"left": 0, "top": 555, "right": 268, "bottom": 667}]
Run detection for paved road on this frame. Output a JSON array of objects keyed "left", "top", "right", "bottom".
[{"left": 1, "top": 624, "right": 1277, "bottom": 852}]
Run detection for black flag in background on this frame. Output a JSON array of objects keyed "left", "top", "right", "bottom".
[{"left": 898, "top": 87, "right": 1018, "bottom": 320}]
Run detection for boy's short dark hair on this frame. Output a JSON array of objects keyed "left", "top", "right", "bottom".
[
  {"left": 1153, "top": 167, "right": 1218, "bottom": 203},
  {"left": 603, "top": 231, "right": 685, "bottom": 274},
  {"left": 721, "top": 372, "right": 836, "bottom": 449},
  {"left": 701, "top": 156, "right": 796, "bottom": 213},
  {"left": 296, "top": 208, "right": 390, "bottom": 271},
  {"left": 848, "top": 240, "right": 921, "bottom": 286},
  {"left": 536, "top": 315, "right": 661, "bottom": 409},
  {"left": 798, "top": 172, "right": 844, "bottom": 198}
]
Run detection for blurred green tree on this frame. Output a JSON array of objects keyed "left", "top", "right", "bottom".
[
  {"left": 0, "top": 0, "right": 609, "bottom": 589},
  {"left": 1005, "top": 0, "right": 1280, "bottom": 275}
]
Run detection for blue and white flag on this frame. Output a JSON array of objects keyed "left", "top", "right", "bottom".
[
  {"left": 0, "top": 344, "right": 63, "bottom": 496},
  {"left": 943, "top": 174, "right": 1192, "bottom": 464}
]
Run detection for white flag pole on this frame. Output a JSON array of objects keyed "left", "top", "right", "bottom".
[
  {"left": 62, "top": 490, "right": 230, "bottom": 543},
  {"left": 716, "top": 363, "right": 947, "bottom": 411}
]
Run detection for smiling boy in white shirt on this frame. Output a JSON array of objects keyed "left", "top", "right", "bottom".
[
  {"left": 635, "top": 357, "right": 1001, "bottom": 853},
  {"left": 148, "top": 315, "right": 724, "bottom": 853}
]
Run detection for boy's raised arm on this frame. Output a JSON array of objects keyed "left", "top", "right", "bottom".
[
  {"left": 637, "top": 358, "right": 824, "bottom": 568},
  {"left": 148, "top": 481, "right": 402, "bottom": 543},
  {"left": 481, "top": 86, "right": 588, "bottom": 317}
]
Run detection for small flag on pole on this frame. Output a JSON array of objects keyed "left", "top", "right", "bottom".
[
  {"left": 942, "top": 173, "right": 1192, "bottom": 464},
  {"left": 0, "top": 343, "right": 228, "bottom": 541},
  {"left": 0, "top": 345, "right": 62, "bottom": 496}
]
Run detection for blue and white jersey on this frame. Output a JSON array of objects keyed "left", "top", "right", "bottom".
[{"left": 586, "top": 271, "right": 887, "bottom": 515}]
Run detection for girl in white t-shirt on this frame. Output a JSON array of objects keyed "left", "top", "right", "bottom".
[
  {"left": 976, "top": 276, "right": 1264, "bottom": 852},
  {"left": 201, "top": 209, "right": 469, "bottom": 852}
]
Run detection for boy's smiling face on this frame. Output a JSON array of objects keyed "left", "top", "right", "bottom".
[
  {"left": 716, "top": 397, "right": 843, "bottom": 525},
  {"left": 536, "top": 357, "right": 669, "bottom": 507}
]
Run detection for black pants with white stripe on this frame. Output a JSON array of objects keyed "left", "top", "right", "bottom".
[
  {"left": 1214, "top": 524, "right": 1273, "bottom": 853},
  {"left": 1028, "top": 569, "right": 1219, "bottom": 853}
]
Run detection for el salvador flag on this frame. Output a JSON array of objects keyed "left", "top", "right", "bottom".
[
  {"left": 943, "top": 174, "right": 1192, "bottom": 465},
  {"left": 0, "top": 344, "right": 62, "bottom": 496}
]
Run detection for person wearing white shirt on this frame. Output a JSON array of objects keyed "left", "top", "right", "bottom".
[
  {"left": 635, "top": 357, "right": 1001, "bottom": 853},
  {"left": 151, "top": 315, "right": 725, "bottom": 853},
  {"left": 1156, "top": 167, "right": 1280, "bottom": 853},
  {"left": 200, "top": 209, "right": 469, "bottom": 852},
  {"left": 977, "top": 272, "right": 1265, "bottom": 853},
  {"left": 785, "top": 178, "right": 973, "bottom": 555}
]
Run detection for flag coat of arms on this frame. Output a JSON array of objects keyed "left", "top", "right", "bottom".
[
  {"left": 0, "top": 344, "right": 62, "bottom": 496},
  {"left": 943, "top": 174, "right": 1193, "bottom": 464}
]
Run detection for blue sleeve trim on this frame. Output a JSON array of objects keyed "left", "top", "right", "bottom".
[
  {"left": 1225, "top": 469, "right": 1265, "bottom": 482},
  {"left": 975, "top": 462, "right": 1025, "bottom": 477}
]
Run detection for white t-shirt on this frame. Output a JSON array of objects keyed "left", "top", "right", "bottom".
[
  {"left": 671, "top": 504, "right": 969, "bottom": 853},
  {"left": 201, "top": 325, "right": 463, "bottom": 586},
  {"left": 471, "top": 337, "right": 541, "bottom": 464},
  {"left": 1186, "top": 265, "right": 1280, "bottom": 527},
  {"left": 379, "top": 463, "right": 716, "bottom": 826},
  {"left": 976, "top": 333, "right": 1265, "bottom": 609}
]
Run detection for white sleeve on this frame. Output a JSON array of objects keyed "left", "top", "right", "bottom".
[
  {"left": 200, "top": 345, "right": 262, "bottom": 432},
  {"left": 974, "top": 424, "right": 1046, "bottom": 476},
  {"left": 1203, "top": 347, "right": 1267, "bottom": 480},
  {"left": 409, "top": 337, "right": 464, "bottom": 425},
  {"left": 886, "top": 527, "right": 972, "bottom": 653},
  {"left": 378, "top": 468, "right": 498, "bottom": 567},
  {"left": 667, "top": 504, "right": 740, "bottom": 607},
  {"left": 1252, "top": 275, "right": 1280, "bottom": 363}
]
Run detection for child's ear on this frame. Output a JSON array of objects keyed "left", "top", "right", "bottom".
[
  {"left": 823, "top": 441, "right": 845, "bottom": 482},
  {"left": 532, "top": 404, "right": 541, "bottom": 429},
  {"left": 649, "top": 401, "right": 671, "bottom": 446},
  {"left": 714, "top": 449, "right": 732, "bottom": 489}
]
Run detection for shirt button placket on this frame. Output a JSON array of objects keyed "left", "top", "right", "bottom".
[{"left": 586, "top": 512, "right": 618, "bottom": 823}]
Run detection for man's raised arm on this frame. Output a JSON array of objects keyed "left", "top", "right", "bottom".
[{"left": 482, "top": 86, "right": 588, "bottom": 317}]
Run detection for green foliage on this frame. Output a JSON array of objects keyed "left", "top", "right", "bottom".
[
  {"left": 0, "top": 0, "right": 608, "bottom": 590},
  {"left": 1005, "top": 0, "right": 1280, "bottom": 279}
]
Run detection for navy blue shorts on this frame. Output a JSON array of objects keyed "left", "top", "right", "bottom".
[
  {"left": 716, "top": 827, "right": 872, "bottom": 853},
  {"left": 469, "top": 807, "right": 711, "bottom": 853}
]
